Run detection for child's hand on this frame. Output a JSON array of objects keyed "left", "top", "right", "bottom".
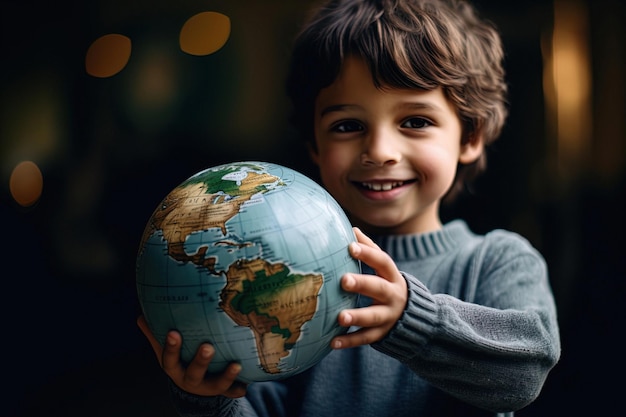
[
  {"left": 331, "top": 227, "right": 408, "bottom": 349},
  {"left": 137, "top": 315, "right": 247, "bottom": 398}
]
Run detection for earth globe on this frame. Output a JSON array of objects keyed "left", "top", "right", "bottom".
[{"left": 136, "top": 161, "right": 360, "bottom": 383}]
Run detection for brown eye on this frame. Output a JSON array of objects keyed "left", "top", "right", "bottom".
[
  {"left": 332, "top": 120, "right": 363, "bottom": 133},
  {"left": 401, "top": 117, "right": 431, "bottom": 129}
]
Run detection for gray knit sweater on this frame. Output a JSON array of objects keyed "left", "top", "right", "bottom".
[{"left": 169, "top": 220, "right": 561, "bottom": 417}]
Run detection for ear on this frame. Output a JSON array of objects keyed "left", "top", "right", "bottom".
[
  {"left": 307, "top": 141, "right": 320, "bottom": 166},
  {"left": 458, "top": 132, "right": 484, "bottom": 165}
]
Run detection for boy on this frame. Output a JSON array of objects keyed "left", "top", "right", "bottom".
[{"left": 138, "top": 0, "right": 561, "bottom": 415}]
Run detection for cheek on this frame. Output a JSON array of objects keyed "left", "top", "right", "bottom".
[
  {"left": 316, "top": 145, "right": 351, "bottom": 173},
  {"left": 316, "top": 147, "right": 351, "bottom": 191},
  {"left": 414, "top": 148, "right": 459, "bottom": 187}
]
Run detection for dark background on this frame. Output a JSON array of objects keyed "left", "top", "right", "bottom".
[{"left": 1, "top": 0, "right": 624, "bottom": 416}]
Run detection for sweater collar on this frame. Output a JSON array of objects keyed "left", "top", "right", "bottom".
[{"left": 372, "top": 220, "right": 473, "bottom": 261}]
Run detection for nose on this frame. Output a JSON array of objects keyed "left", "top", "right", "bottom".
[{"left": 360, "top": 129, "right": 400, "bottom": 166}]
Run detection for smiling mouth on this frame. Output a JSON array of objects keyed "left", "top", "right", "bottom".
[{"left": 358, "top": 180, "right": 415, "bottom": 191}]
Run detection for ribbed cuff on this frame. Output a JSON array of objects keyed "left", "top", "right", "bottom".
[
  {"left": 169, "top": 379, "right": 233, "bottom": 417},
  {"left": 373, "top": 272, "right": 439, "bottom": 361}
]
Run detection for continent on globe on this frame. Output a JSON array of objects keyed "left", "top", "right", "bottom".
[
  {"left": 139, "top": 164, "right": 283, "bottom": 263},
  {"left": 219, "top": 258, "right": 323, "bottom": 374}
]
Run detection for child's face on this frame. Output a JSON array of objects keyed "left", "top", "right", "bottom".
[{"left": 311, "top": 56, "right": 483, "bottom": 234}]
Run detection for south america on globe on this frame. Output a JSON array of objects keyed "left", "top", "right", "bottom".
[{"left": 136, "top": 161, "right": 360, "bottom": 383}]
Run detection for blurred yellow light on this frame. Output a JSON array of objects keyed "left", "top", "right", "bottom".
[
  {"left": 10, "top": 161, "right": 43, "bottom": 207},
  {"left": 179, "top": 12, "right": 230, "bottom": 56},
  {"left": 543, "top": 0, "right": 592, "bottom": 175},
  {"left": 85, "top": 34, "right": 132, "bottom": 78}
]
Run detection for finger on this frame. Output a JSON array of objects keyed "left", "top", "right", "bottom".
[
  {"left": 191, "top": 362, "right": 245, "bottom": 398},
  {"left": 214, "top": 364, "right": 247, "bottom": 398},
  {"left": 331, "top": 326, "right": 389, "bottom": 349},
  {"left": 348, "top": 242, "right": 403, "bottom": 284},
  {"left": 181, "top": 345, "right": 247, "bottom": 397},
  {"left": 337, "top": 304, "right": 396, "bottom": 329},
  {"left": 352, "top": 227, "right": 380, "bottom": 249},
  {"left": 161, "top": 330, "right": 185, "bottom": 380},
  {"left": 341, "top": 272, "right": 397, "bottom": 302},
  {"left": 138, "top": 316, "right": 248, "bottom": 398},
  {"left": 137, "top": 316, "right": 164, "bottom": 365},
  {"left": 182, "top": 343, "right": 215, "bottom": 386}
]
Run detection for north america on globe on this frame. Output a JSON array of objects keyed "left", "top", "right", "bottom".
[{"left": 139, "top": 162, "right": 284, "bottom": 259}]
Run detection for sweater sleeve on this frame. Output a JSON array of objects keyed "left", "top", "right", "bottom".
[
  {"left": 168, "top": 380, "right": 258, "bottom": 417},
  {"left": 373, "top": 231, "right": 561, "bottom": 413}
]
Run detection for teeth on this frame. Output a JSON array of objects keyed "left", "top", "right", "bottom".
[{"left": 362, "top": 181, "right": 403, "bottom": 191}]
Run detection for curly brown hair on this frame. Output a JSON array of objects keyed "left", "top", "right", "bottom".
[{"left": 286, "top": 0, "right": 508, "bottom": 200}]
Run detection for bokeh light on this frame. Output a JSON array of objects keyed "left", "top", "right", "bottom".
[
  {"left": 9, "top": 160, "right": 43, "bottom": 207},
  {"left": 179, "top": 11, "right": 231, "bottom": 56},
  {"left": 85, "top": 34, "right": 132, "bottom": 78},
  {"left": 542, "top": 0, "right": 591, "bottom": 177},
  {"left": 123, "top": 41, "right": 181, "bottom": 135}
]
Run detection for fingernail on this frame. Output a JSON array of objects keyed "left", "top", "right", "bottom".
[
  {"left": 349, "top": 242, "right": 360, "bottom": 255},
  {"left": 166, "top": 334, "right": 177, "bottom": 346},
  {"left": 332, "top": 339, "right": 342, "bottom": 349},
  {"left": 343, "top": 274, "right": 355, "bottom": 289},
  {"left": 341, "top": 312, "right": 352, "bottom": 326},
  {"left": 201, "top": 345, "right": 214, "bottom": 359},
  {"left": 230, "top": 363, "right": 242, "bottom": 375}
]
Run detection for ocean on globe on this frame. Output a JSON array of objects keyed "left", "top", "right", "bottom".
[{"left": 136, "top": 161, "right": 360, "bottom": 383}]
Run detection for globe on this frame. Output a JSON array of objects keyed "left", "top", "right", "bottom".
[{"left": 136, "top": 161, "right": 360, "bottom": 383}]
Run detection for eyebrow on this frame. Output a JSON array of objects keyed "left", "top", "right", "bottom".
[
  {"left": 399, "top": 102, "right": 444, "bottom": 112},
  {"left": 320, "top": 101, "right": 444, "bottom": 117},
  {"left": 319, "top": 104, "right": 357, "bottom": 117}
]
